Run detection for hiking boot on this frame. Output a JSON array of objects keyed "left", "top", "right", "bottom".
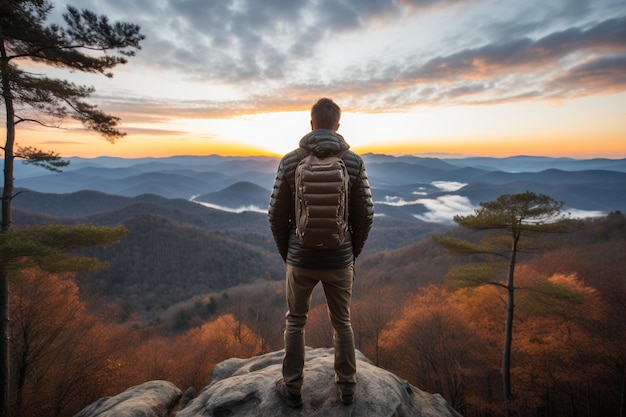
[
  {"left": 337, "top": 385, "right": 355, "bottom": 405},
  {"left": 275, "top": 379, "right": 303, "bottom": 408},
  {"left": 340, "top": 391, "right": 354, "bottom": 405}
]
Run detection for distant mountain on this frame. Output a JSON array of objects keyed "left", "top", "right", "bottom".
[
  {"left": 458, "top": 181, "right": 626, "bottom": 212},
  {"left": 472, "top": 168, "right": 626, "bottom": 185},
  {"left": 7, "top": 153, "right": 626, "bottom": 223},
  {"left": 12, "top": 189, "right": 272, "bottom": 234},
  {"left": 13, "top": 155, "right": 279, "bottom": 199},
  {"left": 194, "top": 181, "right": 270, "bottom": 210},
  {"left": 16, "top": 168, "right": 235, "bottom": 199},
  {"left": 441, "top": 155, "right": 626, "bottom": 173},
  {"left": 365, "top": 161, "right": 453, "bottom": 186}
]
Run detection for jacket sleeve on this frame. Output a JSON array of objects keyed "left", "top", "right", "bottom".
[
  {"left": 268, "top": 157, "right": 292, "bottom": 262},
  {"left": 349, "top": 159, "right": 374, "bottom": 258}
]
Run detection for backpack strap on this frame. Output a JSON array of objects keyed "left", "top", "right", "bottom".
[
  {"left": 294, "top": 147, "right": 308, "bottom": 160},
  {"left": 295, "top": 147, "right": 347, "bottom": 160}
]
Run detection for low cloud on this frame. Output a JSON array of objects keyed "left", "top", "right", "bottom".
[
  {"left": 378, "top": 195, "right": 425, "bottom": 206},
  {"left": 194, "top": 195, "right": 607, "bottom": 224},
  {"left": 376, "top": 193, "right": 477, "bottom": 223},
  {"left": 431, "top": 181, "right": 467, "bottom": 192},
  {"left": 566, "top": 208, "right": 606, "bottom": 219},
  {"left": 192, "top": 201, "right": 266, "bottom": 214},
  {"left": 413, "top": 195, "right": 476, "bottom": 224}
]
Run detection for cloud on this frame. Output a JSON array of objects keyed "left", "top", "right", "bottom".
[
  {"left": 192, "top": 201, "right": 266, "bottom": 214},
  {"left": 234, "top": 13, "right": 626, "bottom": 112},
  {"left": 51, "top": 0, "right": 626, "bottom": 115},
  {"left": 566, "top": 208, "right": 606, "bottom": 219},
  {"left": 378, "top": 191, "right": 610, "bottom": 224},
  {"left": 548, "top": 54, "right": 626, "bottom": 96},
  {"left": 413, "top": 195, "right": 476, "bottom": 224},
  {"left": 377, "top": 196, "right": 421, "bottom": 206},
  {"left": 112, "top": 127, "right": 190, "bottom": 136},
  {"left": 125, "top": 0, "right": 407, "bottom": 83},
  {"left": 376, "top": 192, "right": 477, "bottom": 223},
  {"left": 431, "top": 181, "right": 467, "bottom": 192},
  {"left": 356, "top": 16, "right": 626, "bottom": 107}
]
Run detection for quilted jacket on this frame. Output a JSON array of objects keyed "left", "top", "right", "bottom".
[{"left": 268, "top": 129, "right": 374, "bottom": 269}]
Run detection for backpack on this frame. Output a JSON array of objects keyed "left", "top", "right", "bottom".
[{"left": 294, "top": 148, "right": 350, "bottom": 249}]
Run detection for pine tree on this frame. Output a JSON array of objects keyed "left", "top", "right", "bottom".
[
  {"left": 435, "top": 191, "right": 577, "bottom": 417},
  {"left": 0, "top": 2, "right": 143, "bottom": 415}
]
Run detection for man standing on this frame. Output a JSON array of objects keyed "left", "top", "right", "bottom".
[{"left": 268, "top": 98, "right": 374, "bottom": 407}]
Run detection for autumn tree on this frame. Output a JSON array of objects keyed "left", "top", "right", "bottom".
[
  {"left": 435, "top": 191, "right": 575, "bottom": 416},
  {"left": 10, "top": 268, "right": 128, "bottom": 417},
  {"left": 0, "top": 223, "right": 127, "bottom": 417},
  {"left": 171, "top": 315, "right": 262, "bottom": 389},
  {"left": 512, "top": 268, "right": 606, "bottom": 416},
  {"left": 527, "top": 237, "right": 626, "bottom": 417},
  {"left": 0, "top": 2, "right": 143, "bottom": 414},
  {"left": 380, "top": 286, "right": 479, "bottom": 412}
]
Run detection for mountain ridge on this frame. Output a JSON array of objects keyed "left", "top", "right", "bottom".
[{"left": 8, "top": 154, "right": 625, "bottom": 225}]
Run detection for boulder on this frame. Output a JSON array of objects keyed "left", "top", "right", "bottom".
[
  {"left": 75, "top": 347, "right": 462, "bottom": 417},
  {"left": 73, "top": 380, "right": 182, "bottom": 417}
]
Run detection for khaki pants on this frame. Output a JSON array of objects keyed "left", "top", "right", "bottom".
[{"left": 282, "top": 263, "right": 356, "bottom": 395}]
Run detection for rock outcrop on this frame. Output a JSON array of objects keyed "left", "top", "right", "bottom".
[
  {"left": 75, "top": 347, "right": 462, "bottom": 417},
  {"left": 73, "top": 380, "right": 182, "bottom": 417}
]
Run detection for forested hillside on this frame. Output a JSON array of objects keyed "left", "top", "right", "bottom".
[
  {"left": 8, "top": 212, "right": 624, "bottom": 417},
  {"left": 6, "top": 181, "right": 625, "bottom": 417},
  {"left": 76, "top": 213, "right": 283, "bottom": 319},
  {"left": 12, "top": 189, "right": 449, "bottom": 320}
]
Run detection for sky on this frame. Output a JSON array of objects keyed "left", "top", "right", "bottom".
[{"left": 10, "top": 0, "right": 626, "bottom": 159}]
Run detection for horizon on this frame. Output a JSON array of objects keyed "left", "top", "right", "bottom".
[
  {"left": 5, "top": 0, "right": 626, "bottom": 159},
  {"left": 39, "top": 152, "right": 626, "bottom": 161}
]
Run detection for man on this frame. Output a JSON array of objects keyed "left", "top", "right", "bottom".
[{"left": 268, "top": 98, "right": 374, "bottom": 407}]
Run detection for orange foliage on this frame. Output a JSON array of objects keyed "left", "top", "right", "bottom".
[
  {"left": 512, "top": 268, "right": 612, "bottom": 412},
  {"left": 379, "top": 286, "right": 488, "bottom": 413},
  {"left": 375, "top": 251, "right": 623, "bottom": 417},
  {"left": 8, "top": 222, "right": 624, "bottom": 417},
  {"left": 167, "top": 314, "right": 262, "bottom": 389},
  {"left": 304, "top": 304, "right": 334, "bottom": 348},
  {"left": 9, "top": 268, "right": 129, "bottom": 417}
]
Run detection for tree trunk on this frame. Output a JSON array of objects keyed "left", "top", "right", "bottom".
[
  {"left": 503, "top": 227, "right": 521, "bottom": 417},
  {"left": 0, "top": 270, "right": 8, "bottom": 417},
  {"left": 619, "top": 372, "right": 626, "bottom": 417},
  {"left": 1, "top": 32, "right": 15, "bottom": 234},
  {"left": 503, "top": 278, "right": 514, "bottom": 416},
  {"left": 1, "top": 33, "right": 16, "bottom": 417}
]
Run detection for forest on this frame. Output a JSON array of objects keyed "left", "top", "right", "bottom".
[{"left": 7, "top": 211, "right": 625, "bottom": 417}]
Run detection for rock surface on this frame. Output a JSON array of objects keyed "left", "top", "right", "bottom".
[
  {"left": 75, "top": 347, "right": 462, "bottom": 417},
  {"left": 73, "top": 380, "right": 182, "bottom": 417}
]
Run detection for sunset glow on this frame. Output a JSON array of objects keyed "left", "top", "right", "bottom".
[{"left": 5, "top": 0, "right": 626, "bottom": 159}]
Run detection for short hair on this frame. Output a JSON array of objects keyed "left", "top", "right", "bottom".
[{"left": 311, "top": 98, "right": 341, "bottom": 129}]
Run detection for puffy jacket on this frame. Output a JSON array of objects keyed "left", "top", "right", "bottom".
[{"left": 268, "top": 129, "right": 374, "bottom": 269}]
